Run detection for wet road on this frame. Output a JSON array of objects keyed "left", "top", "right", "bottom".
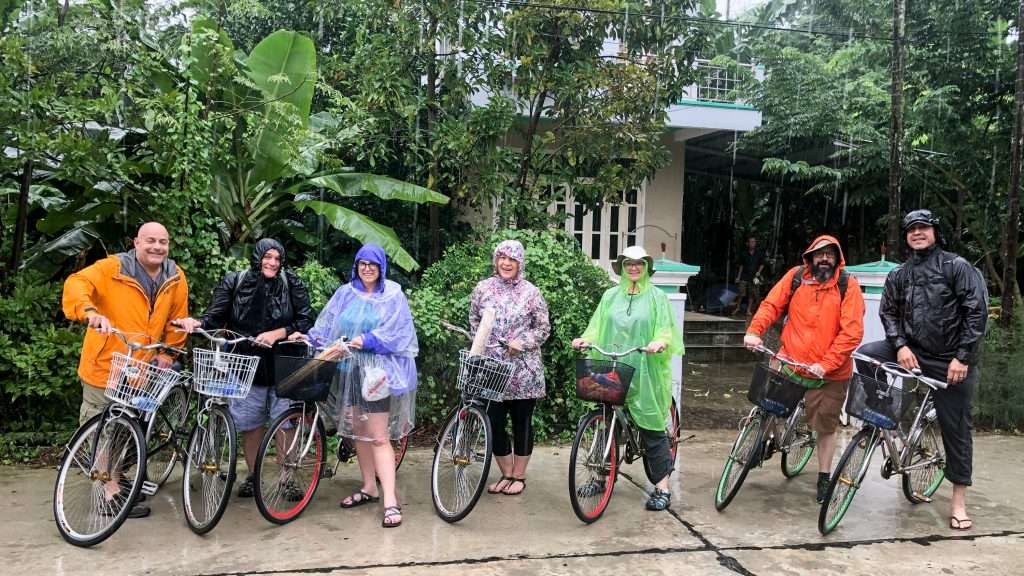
[{"left": 2, "top": 429, "right": 1022, "bottom": 575}]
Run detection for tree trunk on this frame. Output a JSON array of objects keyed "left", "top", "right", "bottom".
[
  {"left": 5, "top": 160, "right": 33, "bottom": 285},
  {"left": 1001, "top": 0, "right": 1024, "bottom": 328},
  {"left": 425, "top": 12, "right": 441, "bottom": 264},
  {"left": 886, "top": 0, "right": 906, "bottom": 257},
  {"left": 513, "top": 33, "right": 561, "bottom": 227}
]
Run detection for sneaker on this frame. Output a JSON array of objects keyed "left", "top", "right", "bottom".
[
  {"left": 575, "top": 479, "right": 606, "bottom": 499},
  {"left": 237, "top": 475, "right": 255, "bottom": 498},
  {"left": 645, "top": 489, "right": 671, "bottom": 511},
  {"left": 816, "top": 475, "right": 830, "bottom": 504},
  {"left": 283, "top": 480, "right": 305, "bottom": 502}
]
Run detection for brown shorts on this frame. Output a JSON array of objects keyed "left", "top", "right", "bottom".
[
  {"left": 804, "top": 378, "right": 848, "bottom": 435},
  {"left": 80, "top": 381, "right": 109, "bottom": 426}
]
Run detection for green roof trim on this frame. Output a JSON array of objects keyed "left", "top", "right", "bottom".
[
  {"left": 845, "top": 259, "right": 900, "bottom": 273},
  {"left": 653, "top": 257, "right": 701, "bottom": 273},
  {"left": 675, "top": 98, "right": 757, "bottom": 111}
]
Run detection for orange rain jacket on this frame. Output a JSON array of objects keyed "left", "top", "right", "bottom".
[
  {"left": 746, "top": 235, "right": 865, "bottom": 382},
  {"left": 62, "top": 252, "right": 189, "bottom": 388}
]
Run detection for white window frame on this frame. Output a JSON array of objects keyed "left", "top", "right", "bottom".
[{"left": 550, "top": 181, "right": 647, "bottom": 271}]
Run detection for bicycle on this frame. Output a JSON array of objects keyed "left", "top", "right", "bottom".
[
  {"left": 53, "top": 327, "right": 185, "bottom": 547},
  {"left": 252, "top": 340, "right": 410, "bottom": 525},
  {"left": 568, "top": 344, "right": 682, "bottom": 524},
  {"left": 818, "top": 351, "right": 947, "bottom": 535},
  {"left": 430, "top": 322, "right": 517, "bottom": 523},
  {"left": 179, "top": 327, "right": 262, "bottom": 534},
  {"left": 713, "top": 345, "right": 818, "bottom": 512}
]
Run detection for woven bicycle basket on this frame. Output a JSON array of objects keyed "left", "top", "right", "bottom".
[
  {"left": 192, "top": 347, "right": 260, "bottom": 398},
  {"left": 457, "top": 349, "right": 515, "bottom": 401},
  {"left": 846, "top": 370, "right": 916, "bottom": 430},
  {"left": 746, "top": 362, "right": 806, "bottom": 417},
  {"left": 105, "top": 353, "right": 183, "bottom": 413},
  {"left": 575, "top": 358, "right": 635, "bottom": 405}
]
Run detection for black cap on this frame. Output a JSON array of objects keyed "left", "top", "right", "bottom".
[{"left": 901, "top": 209, "right": 940, "bottom": 231}]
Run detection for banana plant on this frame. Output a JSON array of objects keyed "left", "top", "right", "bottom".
[{"left": 197, "top": 25, "right": 447, "bottom": 271}]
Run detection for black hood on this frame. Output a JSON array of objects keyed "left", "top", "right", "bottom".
[{"left": 251, "top": 238, "right": 286, "bottom": 274}]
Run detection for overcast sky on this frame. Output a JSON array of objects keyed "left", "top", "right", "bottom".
[{"left": 716, "top": 0, "right": 764, "bottom": 19}]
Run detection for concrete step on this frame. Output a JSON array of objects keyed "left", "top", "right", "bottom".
[
  {"left": 685, "top": 331, "right": 746, "bottom": 346},
  {"left": 684, "top": 318, "right": 748, "bottom": 334},
  {"left": 685, "top": 344, "right": 756, "bottom": 364}
]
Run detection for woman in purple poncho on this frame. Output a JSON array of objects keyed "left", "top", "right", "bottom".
[{"left": 304, "top": 244, "right": 417, "bottom": 528}]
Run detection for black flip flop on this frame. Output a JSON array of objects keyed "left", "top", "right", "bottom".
[
  {"left": 382, "top": 506, "right": 402, "bottom": 528},
  {"left": 501, "top": 477, "right": 527, "bottom": 496},
  {"left": 340, "top": 490, "right": 379, "bottom": 509},
  {"left": 488, "top": 476, "right": 514, "bottom": 494}
]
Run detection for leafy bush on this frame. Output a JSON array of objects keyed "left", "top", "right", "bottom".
[
  {"left": 975, "top": 319, "right": 1024, "bottom": 432},
  {"left": 409, "top": 229, "right": 612, "bottom": 439},
  {"left": 0, "top": 273, "right": 82, "bottom": 434},
  {"left": 294, "top": 259, "right": 342, "bottom": 312}
]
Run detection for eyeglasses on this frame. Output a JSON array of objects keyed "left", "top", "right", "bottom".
[
  {"left": 357, "top": 261, "right": 379, "bottom": 270},
  {"left": 623, "top": 260, "right": 645, "bottom": 269}
]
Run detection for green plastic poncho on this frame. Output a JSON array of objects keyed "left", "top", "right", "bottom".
[{"left": 581, "top": 263, "right": 684, "bottom": 431}]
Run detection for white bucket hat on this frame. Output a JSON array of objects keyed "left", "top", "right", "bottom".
[{"left": 612, "top": 245, "right": 655, "bottom": 276}]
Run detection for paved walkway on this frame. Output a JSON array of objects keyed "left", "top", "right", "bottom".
[{"left": 2, "top": 430, "right": 1022, "bottom": 575}]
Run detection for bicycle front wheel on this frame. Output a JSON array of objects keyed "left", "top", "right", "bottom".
[
  {"left": 819, "top": 427, "right": 879, "bottom": 535},
  {"left": 254, "top": 406, "right": 326, "bottom": 525},
  {"left": 53, "top": 413, "right": 146, "bottom": 548},
  {"left": 901, "top": 415, "right": 945, "bottom": 504},
  {"left": 182, "top": 405, "right": 237, "bottom": 534},
  {"left": 780, "top": 404, "right": 815, "bottom": 479},
  {"left": 394, "top": 435, "right": 410, "bottom": 471},
  {"left": 714, "top": 411, "right": 766, "bottom": 511},
  {"left": 146, "top": 384, "right": 189, "bottom": 487},
  {"left": 569, "top": 409, "right": 618, "bottom": 524},
  {"left": 431, "top": 404, "right": 491, "bottom": 523}
]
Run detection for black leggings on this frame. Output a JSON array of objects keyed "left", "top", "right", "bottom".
[{"left": 487, "top": 399, "right": 537, "bottom": 457}]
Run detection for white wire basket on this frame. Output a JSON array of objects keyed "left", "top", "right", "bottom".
[
  {"left": 192, "top": 347, "right": 261, "bottom": 398},
  {"left": 456, "top": 349, "right": 515, "bottom": 401},
  {"left": 105, "top": 353, "right": 183, "bottom": 413}
]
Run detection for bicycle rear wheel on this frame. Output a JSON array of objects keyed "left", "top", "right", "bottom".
[
  {"left": 254, "top": 406, "right": 326, "bottom": 525},
  {"left": 53, "top": 413, "right": 146, "bottom": 548},
  {"left": 182, "top": 405, "right": 237, "bottom": 534},
  {"left": 901, "top": 415, "right": 945, "bottom": 504},
  {"left": 818, "top": 427, "right": 879, "bottom": 535},
  {"left": 714, "top": 410, "right": 766, "bottom": 511},
  {"left": 146, "top": 384, "right": 189, "bottom": 487},
  {"left": 780, "top": 403, "right": 815, "bottom": 478},
  {"left": 569, "top": 409, "right": 618, "bottom": 524},
  {"left": 431, "top": 404, "right": 491, "bottom": 523}
]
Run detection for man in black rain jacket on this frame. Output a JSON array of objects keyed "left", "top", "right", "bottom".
[{"left": 856, "top": 209, "right": 988, "bottom": 531}]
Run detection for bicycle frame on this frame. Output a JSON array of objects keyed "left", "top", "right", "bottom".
[{"left": 857, "top": 387, "right": 940, "bottom": 478}]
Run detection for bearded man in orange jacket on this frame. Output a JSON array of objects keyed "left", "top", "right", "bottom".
[
  {"left": 742, "top": 235, "right": 865, "bottom": 503},
  {"left": 62, "top": 222, "right": 189, "bottom": 518}
]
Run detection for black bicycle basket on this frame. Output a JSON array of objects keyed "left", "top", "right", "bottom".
[
  {"left": 575, "top": 358, "right": 635, "bottom": 405},
  {"left": 275, "top": 352, "right": 340, "bottom": 402},
  {"left": 747, "top": 362, "right": 807, "bottom": 417},
  {"left": 846, "top": 370, "right": 916, "bottom": 430}
]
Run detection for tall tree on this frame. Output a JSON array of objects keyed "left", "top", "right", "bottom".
[
  {"left": 887, "top": 0, "right": 906, "bottom": 256},
  {"left": 1002, "top": 0, "right": 1024, "bottom": 326}
]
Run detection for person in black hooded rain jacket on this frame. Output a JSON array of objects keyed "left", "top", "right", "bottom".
[
  {"left": 855, "top": 209, "right": 988, "bottom": 531},
  {"left": 175, "top": 238, "right": 315, "bottom": 497}
]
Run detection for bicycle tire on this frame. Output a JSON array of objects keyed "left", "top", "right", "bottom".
[
  {"left": 394, "top": 435, "right": 410, "bottom": 471},
  {"left": 780, "top": 404, "right": 815, "bottom": 479},
  {"left": 431, "top": 404, "right": 491, "bottom": 523},
  {"left": 901, "top": 414, "right": 945, "bottom": 504},
  {"left": 818, "top": 427, "right": 879, "bottom": 535},
  {"left": 182, "top": 404, "right": 237, "bottom": 534},
  {"left": 254, "top": 406, "right": 326, "bottom": 525},
  {"left": 569, "top": 409, "right": 619, "bottom": 524},
  {"left": 53, "top": 412, "right": 146, "bottom": 548},
  {"left": 714, "top": 411, "right": 766, "bottom": 511},
  {"left": 146, "top": 384, "right": 189, "bottom": 487}
]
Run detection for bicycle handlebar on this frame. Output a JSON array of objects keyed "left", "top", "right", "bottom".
[
  {"left": 440, "top": 321, "right": 508, "bottom": 348},
  {"left": 100, "top": 327, "right": 186, "bottom": 355},
  {"left": 852, "top": 351, "right": 948, "bottom": 390},
  {"left": 178, "top": 326, "right": 269, "bottom": 348},
  {"left": 751, "top": 344, "right": 818, "bottom": 374},
  {"left": 578, "top": 343, "right": 646, "bottom": 358}
]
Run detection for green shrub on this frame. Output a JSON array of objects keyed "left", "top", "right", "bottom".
[
  {"left": 409, "top": 229, "right": 612, "bottom": 440},
  {"left": 294, "top": 259, "right": 341, "bottom": 312},
  {"left": 975, "top": 319, "right": 1024, "bottom": 432},
  {"left": 0, "top": 273, "right": 82, "bottom": 434}
]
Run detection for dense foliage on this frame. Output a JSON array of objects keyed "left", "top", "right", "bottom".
[{"left": 409, "top": 229, "right": 612, "bottom": 439}]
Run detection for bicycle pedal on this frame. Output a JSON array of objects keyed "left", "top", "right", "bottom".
[{"left": 140, "top": 481, "right": 159, "bottom": 496}]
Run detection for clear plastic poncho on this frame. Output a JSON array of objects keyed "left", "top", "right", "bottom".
[{"left": 580, "top": 263, "right": 684, "bottom": 431}]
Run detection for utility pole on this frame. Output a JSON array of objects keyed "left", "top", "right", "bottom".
[
  {"left": 886, "top": 0, "right": 906, "bottom": 257},
  {"left": 1001, "top": 0, "right": 1024, "bottom": 327}
]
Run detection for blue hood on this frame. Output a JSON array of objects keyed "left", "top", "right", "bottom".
[{"left": 351, "top": 243, "right": 388, "bottom": 293}]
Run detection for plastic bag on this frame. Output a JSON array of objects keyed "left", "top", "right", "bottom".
[{"left": 361, "top": 366, "right": 390, "bottom": 401}]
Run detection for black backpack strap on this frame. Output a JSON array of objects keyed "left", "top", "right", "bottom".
[
  {"left": 783, "top": 265, "right": 849, "bottom": 318},
  {"left": 837, "top": 269, "right": 848, "bottom": 300}
]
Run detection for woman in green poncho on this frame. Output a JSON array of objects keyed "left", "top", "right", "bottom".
[{"left": 572, "top": 245, "right": 684, "bottom": 511}]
